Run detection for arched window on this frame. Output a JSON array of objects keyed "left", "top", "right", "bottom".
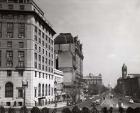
[
  {"left": 42, "top": 84, "right": 44, "bottom": 96},
  {"left": 5, "top": 82, "right": 13, "bottom": 97},
  {"left": 38, "top": 83, "right": 41, "bottom": 97},
  {"left": 45, "top": 84, "right": 47, "bottom": 96}
]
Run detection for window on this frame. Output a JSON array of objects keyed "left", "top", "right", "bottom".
[
  {"left": 34, "top": 88, "right": 37, "bottom": 97},
  {"left": 34, "top": 53, "right": 37, "bottom": 60},
  {"left": 35, "top": 71, "right": 37, "bottom": 77},
  {"left": 18, "top": 71, "right": 23, "bottom": 76},
  {"left": 39, "top": 29, "right": 41, "bottom": 36},
  {"left": 5, "top": 82, "right": 13, "bottom": 97},
  {"left": 34, "top": 62, "right": 37, "bottom": 68},
  {"left": 18, "top": 88, "right": 23, "bottom": 98},
  {"left": 35, "top": 44, "right": 37, "bottom": 50},
  {"left": 34, "top": 35, "right": 37, "bottom": 41},
  {"left": 42, "top": 56, "right": 44, "bottom": 63},
  {"left": 34, "top": 26, "right": 37, "bottom": 33},
  {"left": 42, "top": 49, "right": 44, "bottom": 54},
  {"left": 48, "top": 84, "right": 50, "bottom": 95},
  {"left": 18, "top": 23, "right": 25, "bottom": 38},
  {"left": 45, "top": 66, "right": 48, "bottom": 71},
  {"left": 8, "top": 4, "right": 13, "bottom": 9},
  {"left": 39, "top": 47, "right": 41, "bottom": 52},
  {"left": 45, "top": 43, "right": 47, "bottom": 48},
  {"left": 7, "top": 23, "right": 13, "bottom": 38},
  {"left": 7, "top": 70, "right": 12, "bottom": 77},
  {"left": 6, "top": 51, "right": 13, "bottom": 67},
  {"left": 18, "top": 51, "right": 24, "bottom": 67},
  {"left": 42, "top": 33, "right": 44, "bottom": 38},
  {"left": 51, "top": 87, "right": 53, "bottom": 96},
  {"left": 39, "top": 64, "right": 41, "bottom": 70},
  {"left": 45, "top": 84, "right": 47, "bottom": 96},
  {"left": 38, "top": 83, "right": 41, "bottom": 96},
  {"left": 42, "top": 65, "right": 44, "bottom": 71},
  {"left": 39, "top": 72, "right": 41, "bottom": 78},
  {"left": 7, "top": 22, "right": 13, "bottom": 32},
  {"left": 19, "top": 42, "right": 24, "bottom": 48},
  {"left": 39, "top": 55, "right": 41, "bottom": 62},
  {"left": 42, "top": 84, "right": 44, "bottom": 96},
  {"left": 7, "top": 32, "right": 13, "bottom": 38},
  {"left": 7, "top": 41, "right": 12, "bottom": 47},
  {"left": 19, "top": 5, "right": 24, "bottom": 10}
]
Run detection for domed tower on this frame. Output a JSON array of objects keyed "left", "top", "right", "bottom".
[{"left": 122, "top": 64, "right": 127, "bottom": 79}]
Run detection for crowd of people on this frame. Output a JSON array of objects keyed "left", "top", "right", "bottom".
[{"left": 60, "top": 106, "right": 140, "bottom": 113}]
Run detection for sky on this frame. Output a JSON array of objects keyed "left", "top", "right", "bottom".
[{"left": 36, "top": 0, "right": 140, "bottom": 87}]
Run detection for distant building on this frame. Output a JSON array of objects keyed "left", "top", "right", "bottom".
[
  {"left": 0, "top": 0, "right": 56, "bottom": 106},
  {"left": 83, "top": 73, "right": 102, "bottom": 85},
  {"left": 116, "top": 64, "right": 140, "bottom": 99},
  {"left": 54, "top": 33, "right": 84, "bottom": 88}
]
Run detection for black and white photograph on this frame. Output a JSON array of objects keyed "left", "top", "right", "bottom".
[{"left": 0, "top": 0, "right": 140, "bottom": 113}]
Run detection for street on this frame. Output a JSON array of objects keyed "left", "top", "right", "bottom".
[{"left": 53, "top": 92, "right": 140, "bottom": 113}]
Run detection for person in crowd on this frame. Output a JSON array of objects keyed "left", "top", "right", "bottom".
[
  {"left": 72, "top": 106, "right": 81, "bottom": 113},
  {"left": 102, "top": 107, "right": 108, "bottom": 113},
  {"left": 118, "top": 107, "right": 124, "bottom": 113},
  {"left": 81, "top": 107, "right": 90, "bottom": 113},
  {"left": 126, "top": 107, "right": 134, "bottom": 113},
  {"left": 91, "top": 103, "right": 98, "bottom": 113},
  {"left": 108, "top": 107, "right": 113, "bottom": 113},
  {"left": 62, "top": 108, "right": 72, "bottom": 113}
]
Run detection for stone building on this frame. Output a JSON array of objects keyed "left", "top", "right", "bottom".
[
  {"left": 54, "top": 33, "right": 84, "bottom": 102},
  {"left": 116, "top": 64, "right": 140, "bottom": 100},
  {"left": 0, "top": 0, "right": 56, "bottom": 106}
]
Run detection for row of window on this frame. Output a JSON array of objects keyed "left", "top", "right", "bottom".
[
  {"left": 37, "top": 83, "right": 53, "bottom": 97},
  {"left": 35, "top": 71, "right": 54, "bottom": 80},
  {"left": 0, "top": 51, "right": 24, "bottom": 67},
  {"left": 34, "top": 53, "right": 53, "bottom": 66},
  {"left": 0, "top": 14, "right": 26, "bottom": 20},
  {"left": 34, "top": 62, "right": 53, "bottom": 73},
  {"left": 34, "top": 38, "right": 53, "bottom": 52},
  {"left": 0, "top": 3, "right": 25, "bottom": 10},
  {"left": 0, "top": 0, "right": 30, "bottom": 3},
  {"left": 0, "top": 41, "right": 24, "bottom": 48},
  {"left": 0, "top": 22, "right": 25, "bottom": 38},
  {"left": 34, "top": 26, "right": 53, "bottom": 44},
  {"left": 5, "top": 82, "right": 54, "bottom": 98},
  {"left": 34, "top": 44, "right": 53, "bottom": 58}
]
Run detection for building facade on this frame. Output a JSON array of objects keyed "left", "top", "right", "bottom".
[
  {"left": 54, "top": 69, "right": 64, "bottom": 102},
  {"left": 54, "top": 33, "right": 84, "bottom": 102},
  {"left": 0, "top": 0, "right": 56, "bottom": 106},
  {"left": 83, "top": 73, "right": 102, "bottom": 85},
  {"left": 116, "top": 64, "right": 140, "bottom": 100}
]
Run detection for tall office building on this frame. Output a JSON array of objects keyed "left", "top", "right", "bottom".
[
  {"left": 0, "top": 0, "right": 56, "bottom": 106},
  {"left": 54, "top": 33, "right": 84, "bottom": 102}
]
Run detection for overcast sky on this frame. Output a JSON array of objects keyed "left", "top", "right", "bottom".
[{"left": 36, "top": 0, "right": 140, "bottom": 87}]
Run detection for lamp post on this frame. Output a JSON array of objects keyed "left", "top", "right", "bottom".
[
  {"left": 54, "top": 80, "right": 57, "bottom": 107},
  {"left": 22, "top": 80, "right": 28, "bottom": 107}
]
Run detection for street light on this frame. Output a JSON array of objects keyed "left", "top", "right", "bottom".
[
  {"left": 22, "top": 80, "right": 28, "bottom": 107},
  {"left": 54, "top": 80, "right": 57, "bottom": 107}
]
